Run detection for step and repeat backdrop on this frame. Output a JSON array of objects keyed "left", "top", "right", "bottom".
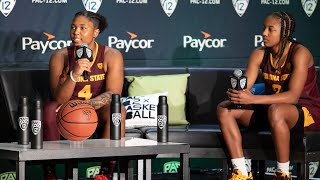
[{"left": 0, "top": 0, "right": 320, "bottom": 68}]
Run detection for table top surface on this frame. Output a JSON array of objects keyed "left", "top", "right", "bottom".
[{"left": 0, "top": 137, "right": 190, "bottom": 161}]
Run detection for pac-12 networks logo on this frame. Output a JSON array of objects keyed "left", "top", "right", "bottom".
[
  {"left": 183, "top": 31, "right": 227, "bottom": 51},
  {"left": 108, "top": 32, "right": 155, "bottom": 52},
  {"left": 302, "top": 0, "right": 318, "bottom": 17},
  {"left": 83, "top": 0, "right": 102, "bottom": 13},
  {"left": 0, "top": 0, "right": 16, "bottom": 17},
  {"left": 22, "top": 32, "right": 72, "bottom": 54}
]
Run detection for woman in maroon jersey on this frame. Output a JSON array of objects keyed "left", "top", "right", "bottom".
[
  {"left": 43, "top": 10, "right": 126, "bottom": 180},
  {"left": 217, "top": 11, "right": 320, "bottom": 180}
]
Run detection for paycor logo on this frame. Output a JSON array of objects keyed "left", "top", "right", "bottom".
[
  {"left": 108, "top": 32, "right": 155, "bottom": 52},
  {"left": 22, "top": 32, "right": 72, "bottom": 54},
  {"left": 254, "top": 35, "right": 296, "bottom": 47},
  {"left": 183, "top": 31, "right": 227, "bottom": 51}
]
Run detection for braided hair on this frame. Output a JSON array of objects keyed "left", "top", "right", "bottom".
[
  {"left": 74, "top": 10, "right": 108, "bottom": 34},
  {"left": 268, "top": 11, "right": 296, "bottom": 61}
]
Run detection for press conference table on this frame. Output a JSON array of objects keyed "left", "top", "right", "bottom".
[{"left": 0, "top": 137, "right": 190, "bottom": 180}]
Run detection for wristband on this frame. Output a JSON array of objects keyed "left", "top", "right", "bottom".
[{"left": 70, "top": 70, "right": 78, "bottom": 83}]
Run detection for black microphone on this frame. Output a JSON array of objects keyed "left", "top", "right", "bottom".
[
  {"left": 75, "top": 43, "right": 93, "bottom": 80},
  {"left": 230, "top": 69, "right": 247, "bottom": 109}
]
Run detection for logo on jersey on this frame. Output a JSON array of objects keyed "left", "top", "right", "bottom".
[
  {"left": 232, "top": 0, "right": 249, "bottom": 17},
  {"left": 83, "top": 0, "right": 102, "bottom": 13},
  {"left": 302, "top": 0, "right": 317, "bottom": 17},
  {"left": 183, "top": 31, "right": 227, "bottom": 51},
  {"left": 97, "top": 63, "right": 103, "bottom": 69},
  {"left": 160, "top": 0, "right": 178, "bottom": 17},
  {"left": 0, "top": 0, "right": 16, "bottom": 17},
  {"left": 108, "top": 32, "right": 155, "bottom": 52},
  {"left": 22, "top": 32, "right": 72, "bottom": 54}
]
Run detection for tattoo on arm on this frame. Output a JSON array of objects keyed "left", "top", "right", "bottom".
[{"left": 88, "top": 91, "right": 113, "bottom": 109}]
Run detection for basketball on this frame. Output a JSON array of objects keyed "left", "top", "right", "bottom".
[{"left": 56, "top": 100, "right": 98, "bottom": 141}]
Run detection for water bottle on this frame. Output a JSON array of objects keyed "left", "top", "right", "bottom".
[
  {"left": 110, "top": 94, "right": 121, "bottom": 140},
  {"left": 31, "top": 99, "right": 43, "bottom": 149},
  {"left": 157, "top": 96, "right": 168, "bottom": 142},
  {"left": 17, "top": 96, "right": 29, "bottom": 145}
]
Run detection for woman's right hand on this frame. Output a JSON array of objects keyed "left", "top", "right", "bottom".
[{"left": 72, "top": 58, "right": 92, "bottom": 79}]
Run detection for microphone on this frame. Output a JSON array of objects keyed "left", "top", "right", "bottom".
[
  {"left": 230, "top": 69, "right": 247, "bottom": 108},
  {"left": 75, "top": 43, "right": 93, "bottom": 80}
]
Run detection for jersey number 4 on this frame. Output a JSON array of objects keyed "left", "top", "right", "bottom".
[{"left": 78, "top": 85, "right": 93, "bottom": 100}]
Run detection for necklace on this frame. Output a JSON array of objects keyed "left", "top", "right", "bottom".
[{"left": 270, "top": 42, "right": 292, "bottom": 73}]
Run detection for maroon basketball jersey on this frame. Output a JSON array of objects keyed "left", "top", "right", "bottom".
[
  {"left": 67, "top": 42, "right": 106, "bottom": 100},
  {"left": 261, "top": 42, "right": 320, "bottom": 130}
]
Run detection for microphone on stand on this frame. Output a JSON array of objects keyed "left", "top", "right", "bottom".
[
  {"left": 75, "top": 43, "right": 93, "bottom": 80},
  {"left": 230, "top": 69, "right": 247, "bottom": 109}
]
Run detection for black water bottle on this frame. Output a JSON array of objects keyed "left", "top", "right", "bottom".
[
  {"left": 31, "top": 99, "right": 43, "bottom": 149},
  {"left": 110, "top": 94, "right": 121, "bottom": 140},
  {"left": 17, "top": 96, "right": 30, "bottom": 145},
  {"left": 157, "top": 96, "right": 168, "bottom": 143}
]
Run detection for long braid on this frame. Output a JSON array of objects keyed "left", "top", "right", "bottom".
[{"left": 269, "top": 11, "right": 296, "bottom": 69}]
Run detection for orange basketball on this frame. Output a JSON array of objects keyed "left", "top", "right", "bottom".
[{"left": 56, "top": 100, "right": 98, "bottom": 141}]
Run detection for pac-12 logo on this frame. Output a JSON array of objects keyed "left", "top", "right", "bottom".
[
  {"left": 160, "top": 0, "right": 178, "bottom": 17},
  {"left": 0, "top": 0, "right": 16, "bottom": 17},
  {"left": 302, "top": 0, "right": 317, "bottom": 17},
  {"left": 232, "top": 0, "right": 249, "bottom": 17},
  {"left": 82, "top": 0, "right": 102, "bottom": 13}
]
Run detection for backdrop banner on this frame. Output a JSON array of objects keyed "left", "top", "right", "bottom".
[{"left": 0, "top": 0, "right": 319, "bottom": 68}]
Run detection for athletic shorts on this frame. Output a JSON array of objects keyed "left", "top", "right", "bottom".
[{"left": 248, "top": 104, "right": 304, "bottom": 133}]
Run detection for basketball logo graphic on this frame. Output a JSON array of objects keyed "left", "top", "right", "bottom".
[
  {"left": 302, "top": 0, "right": 318, "bottom": 17},
  {"left": 157, "top": 115, "right": 167, "bottom": 129},
  {"left": 112, "top": 113, "right": 121, "bottom": 127},
  {"left": 232, "top": 0, "right": 249, "bottom": 17},
  {"left": 160, "top": 0, "right": 178, "bottom": 17},
  {"left": 82, "top": 0, "right": 102, "bottom": 13},
  {"left": 31, "top": 120, "right": 41, "bottom": 135},
  {"left": 0, "top": 0, "right": 16, "bottom": 17},
  {"left": 19, "top": 117, "right": 29, "bottom": 131},
  {"left": 82, "top": 109, "right": 92, "bottom": 121}
]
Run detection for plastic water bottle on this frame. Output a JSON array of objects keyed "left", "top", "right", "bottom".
[
  {"left": 31, "top": 99, "right": 43, "bottom": 149},
  {"left": 110, "top": 94, "right": 121, "bottom": 140},
  {"left": 17, "top": 96, "right": 29, "bottom": 145},
  {"left": 157, "top": 96, "right": 168, "bottom": 142}
]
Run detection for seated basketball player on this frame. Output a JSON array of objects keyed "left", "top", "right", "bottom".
[
  {"left": 216, "top": 11, "right": 320, "bottom": 180},
  {"left": 43, "top": 10, "right": 126, "bottom": 180}
]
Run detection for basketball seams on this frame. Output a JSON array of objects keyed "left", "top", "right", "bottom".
[
  {"left": 56, "top": 100, "right": 97, "bottom": 141},
  {"left": 57, "top": 121, "right": 89, "bottom": 139}
]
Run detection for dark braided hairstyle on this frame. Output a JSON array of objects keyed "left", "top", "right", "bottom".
[
  {"left": 268, "top": 11, "right": 296, "bottom": 62},
  {"left": 74, "top": 10, "right": 108, "bottom": 34}
]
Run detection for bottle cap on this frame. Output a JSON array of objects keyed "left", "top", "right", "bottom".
[
  {"left": 112, "top": 94, "right": 120, "bottom": 102},
  {"left": 19, "top": 96, "right": 28, "bottom": 106},
  {"left": 33, "top": 99, "right": 42, "bottom": 108},
  {"left": 158, "top": 96, "right": 167, "bottom": 104}
]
